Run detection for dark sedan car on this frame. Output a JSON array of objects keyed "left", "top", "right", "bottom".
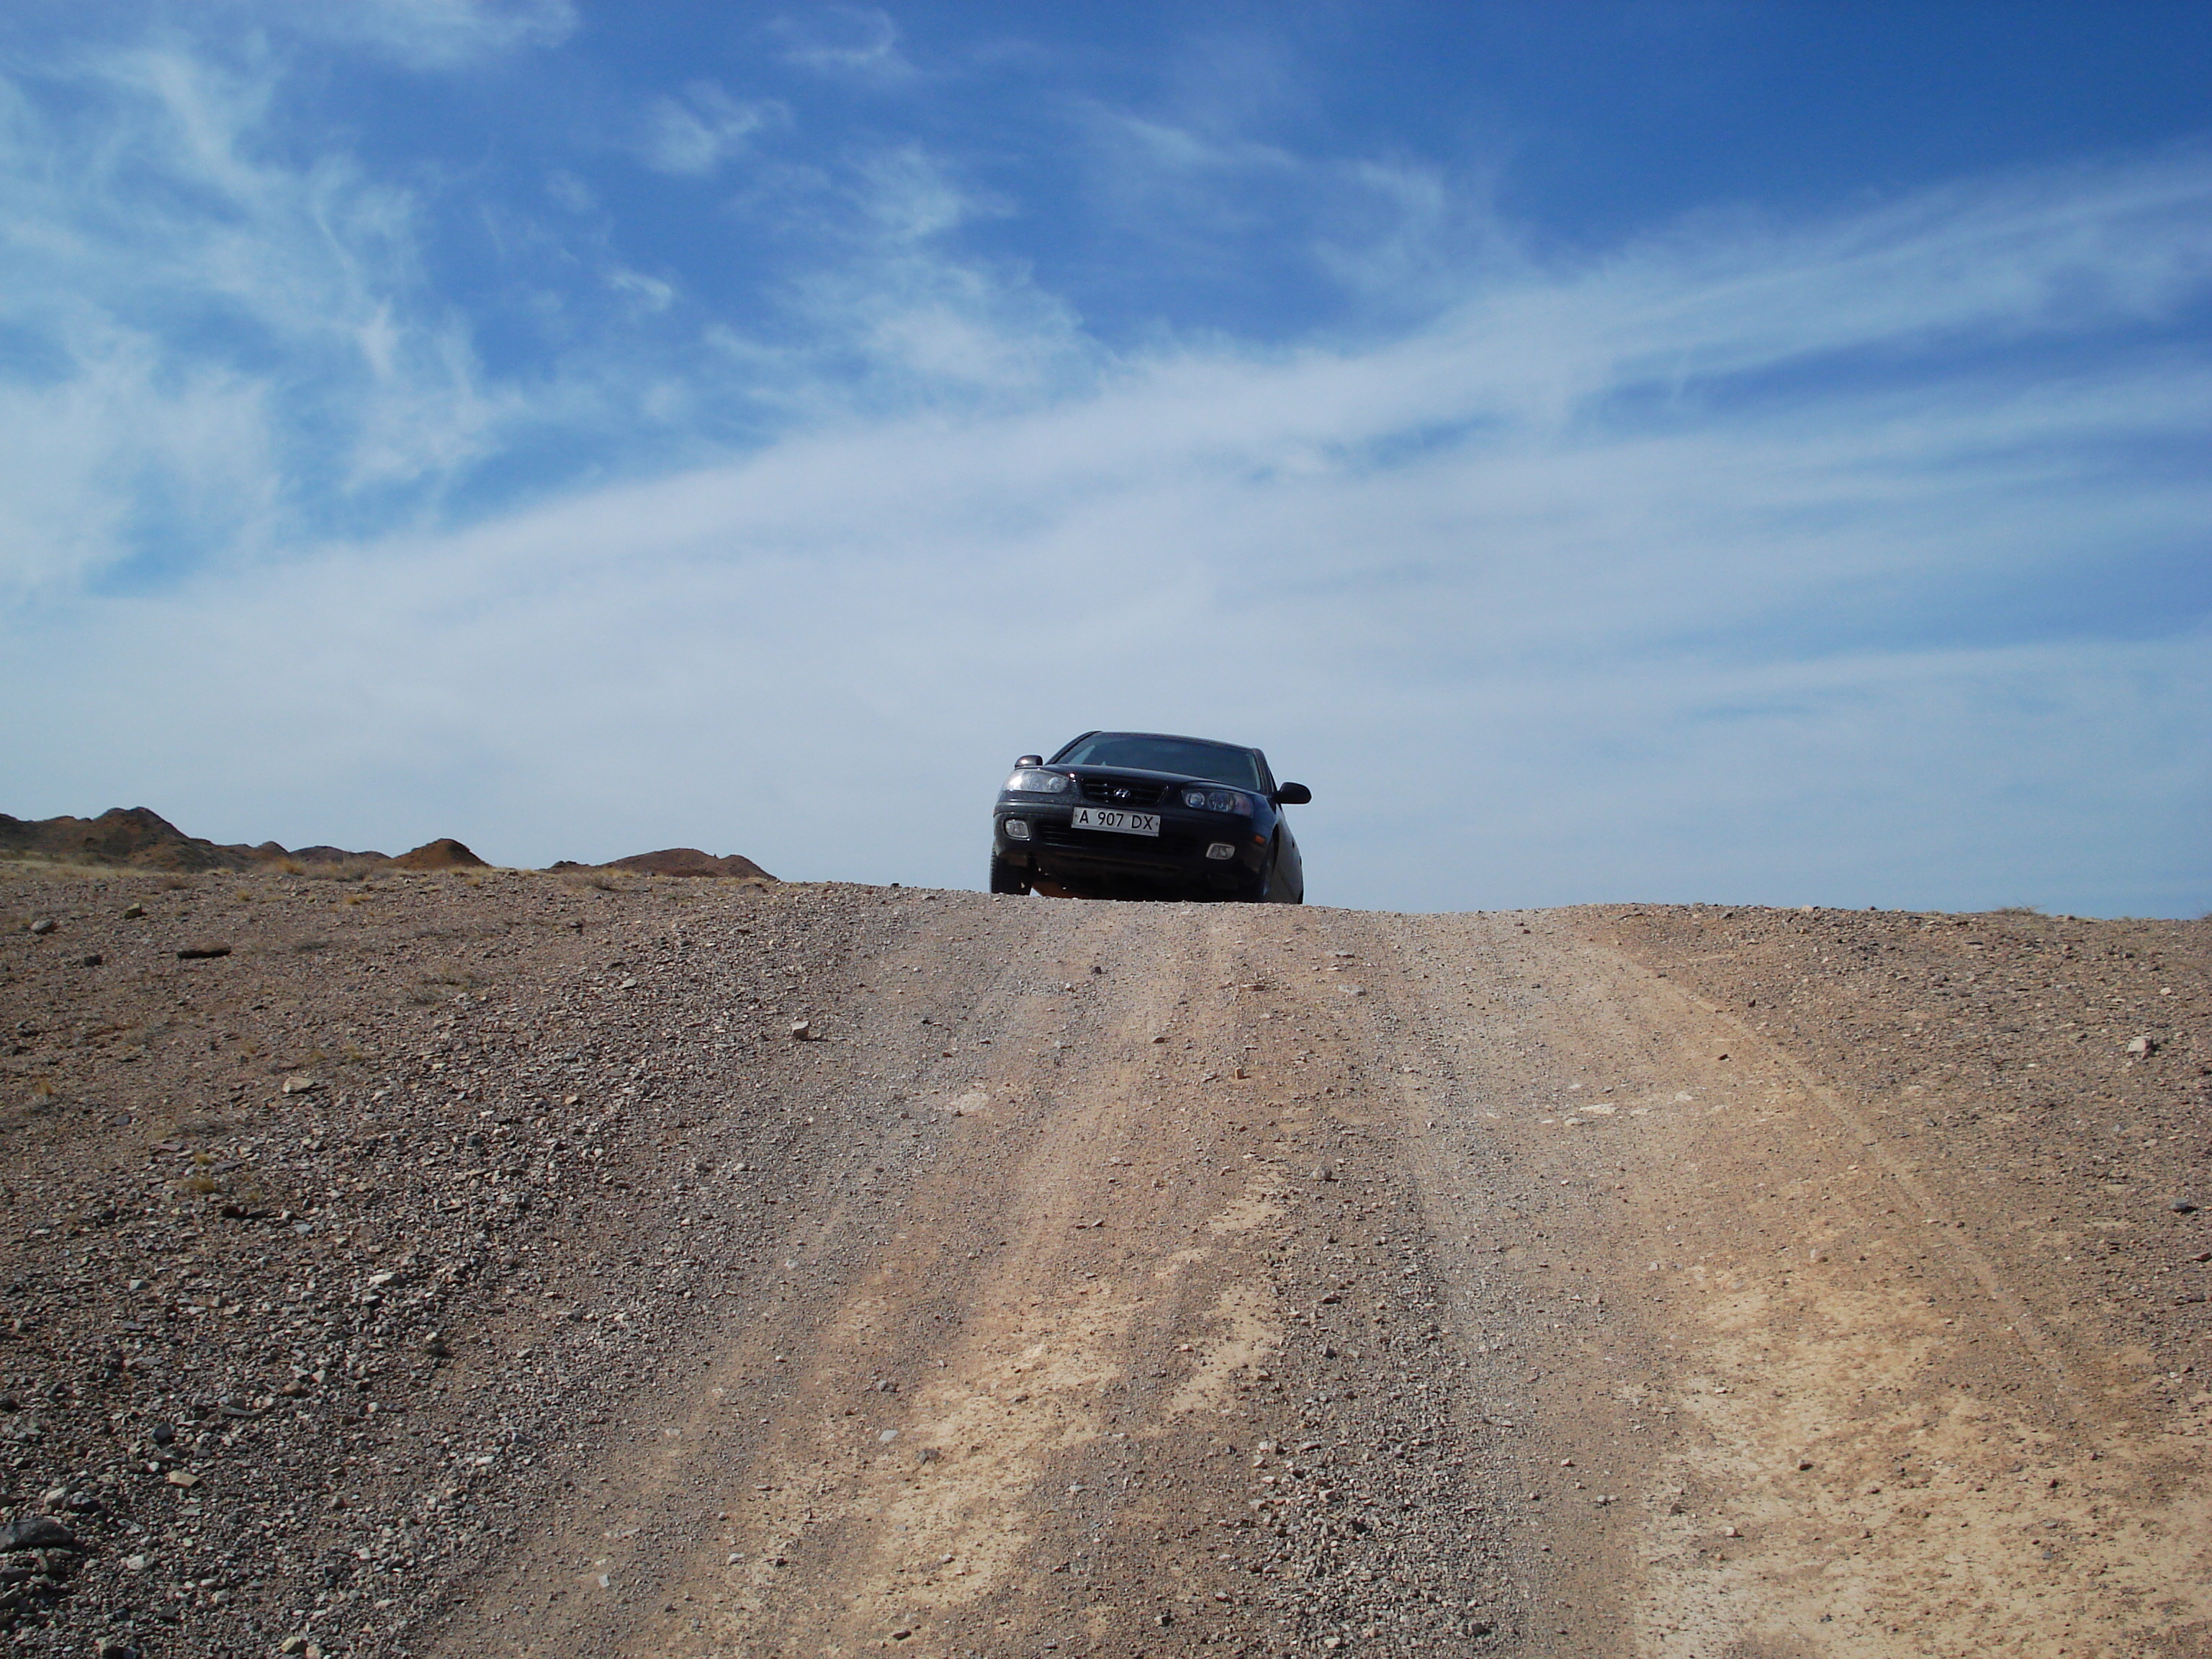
[{"left": 989, "top": 731, "right": 1309, "bottom": 902}]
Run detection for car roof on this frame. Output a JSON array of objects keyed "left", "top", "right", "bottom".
[{"left": 1062, "top": 729, "right": 1262, "bottom": 755}]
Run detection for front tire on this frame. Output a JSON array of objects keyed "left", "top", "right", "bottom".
[
  {"left": 989, "top": 853, "right": 1031, "bottom": 895},
  {"left": 1241, "top": 846, "right": 1277, "bottom": 904}
]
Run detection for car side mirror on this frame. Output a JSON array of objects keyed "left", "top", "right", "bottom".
[
  {"left": 1015, "top": 755, "right": 1043, "bottom": 768},
  {"left": 1272, "top": 782, "right": 1311, "bottom": 805}
]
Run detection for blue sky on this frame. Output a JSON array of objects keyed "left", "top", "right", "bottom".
[{"left": 3, "top": 1, "right": 2207, "bottom": 915}]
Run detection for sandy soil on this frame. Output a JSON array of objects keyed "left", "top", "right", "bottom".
[{"left": 0, "top": 866, "right": 2204, "bottom": 1658}]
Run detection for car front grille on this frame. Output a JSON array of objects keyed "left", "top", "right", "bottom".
[
  {"left": 1038, "top": 824, "right": 1205, "bottom": 857},
  {"left": 1077, "top": 775, "right": 1172, "bottom": 807}
]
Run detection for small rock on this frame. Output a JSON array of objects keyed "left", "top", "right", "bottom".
[
  {"left": 122, "top": 903, "right": 145, "bottom": 919},
  {"left": 280, "top": 1639, "right": 310, "bottom": 1655},
  {"left": 1721, "top": 1524, "right": 1740, "bottom": 1537},
  {"left": 2170, "top": 1200, "right": 2198, "bottom": 1215},
  {"left": 96, "top": 1640, "right": 139, "bottom": 1659},
  {"left": 282, "top": 1076, "right": 321, "bottom": 1095},
  {"left": 27, "top": 919, "right": 56, "bottom": 935},
  {"left": 0, "top": 1516, "right": 76, "bottom": 1551},
  {"left": 164, "top": 1470, "right": 199, "bottom": 1488},
  {"left": 81, "top": 953, "right": 104, "bottom": 967},
  {"left": 176, "top": 945, "right": 231, "bottom": 961},
  {"left": 788, "top": 1020, "right": 815, "bottom": 1041},
  {"left": 2126, "top": 1036, "right": 2158, "bottom": 1056}
]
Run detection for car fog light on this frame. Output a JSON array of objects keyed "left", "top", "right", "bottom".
[
  {"left": 1205, "top": 842, "right": 1236, "bottom": 860},
  {"left": 1004, "top": 819, "right": 1033, "bottom": 841}
]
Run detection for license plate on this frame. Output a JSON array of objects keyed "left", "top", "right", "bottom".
[{"left": 1069, "top": 806, "right": 1160, "bottom": 837}]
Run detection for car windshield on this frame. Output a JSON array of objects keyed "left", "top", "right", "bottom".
[{"left": 1053, "top": 734, "right": 1265, "bottom": 791}]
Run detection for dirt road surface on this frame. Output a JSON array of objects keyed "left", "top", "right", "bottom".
[{"left": 1, "top": 868, "right": 2206, "bottom": 1658}]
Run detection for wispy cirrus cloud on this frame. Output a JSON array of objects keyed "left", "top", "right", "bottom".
[
  {"left": 235, "top": 0, "right": 577, "bottom": 69},
  {"left": 770, "top": 6, "right": 911, "bottom": 81},
  {"left": 0, "top": 40, "right": 513, "bottom": 588},
  {"left": 641, "top": 81, "right": 779, "bottom": 176}
]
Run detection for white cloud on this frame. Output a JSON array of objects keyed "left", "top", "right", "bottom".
[
  {"left": 607, "top": 269, "right": 676, "bottom": 313},
  {"left": 641, "top": 82, "right": 775, "bottom": 177},
  {"left": 0, "top": 39, "right": 542, "bottom": 589},
  {"left": 770, "top": 6, "right": 909, "bottom": 79},
  {"left": 545, "top": 169, "right": 596, "bottom": 213},
  {"left": 247, "top": 0, "right": 577, "bottom": 69}
]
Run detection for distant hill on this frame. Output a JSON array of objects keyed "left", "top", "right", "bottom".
[
  {"left": 593, "top": 848, "right": 775, "bottom": 880},
  {"left": 0, "top": 807, "right": 343, "bottom": 873},
  {"left": 1, "top": 807, "right": 773, "bottom": 881}
]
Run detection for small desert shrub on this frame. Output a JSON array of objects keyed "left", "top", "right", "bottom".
[{"left": 299, "top": 858, "right": 384, "bottom": 881}]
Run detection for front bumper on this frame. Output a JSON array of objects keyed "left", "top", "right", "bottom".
[{"left": 993, "top": 802, "right": 1268, "bottom": 893}]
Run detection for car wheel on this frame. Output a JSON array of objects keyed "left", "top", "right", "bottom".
[
  {"left": 1242, "top": 846, "right": 1278, "bottom": 904},
  {"left": 989, "top": 853, "right": 1032, "bottom": 895}
]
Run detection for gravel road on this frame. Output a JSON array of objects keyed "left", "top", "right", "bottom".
[{"left": 0, "top": 867, "right": 2203, "bottom": 1658}]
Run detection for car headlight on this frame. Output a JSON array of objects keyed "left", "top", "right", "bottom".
[
  {"left": 1007, "top": 769, "right": 1071, "bottom": 794},
  {"left": 1179, "top": 787, "right": 1253, "bottom": 814}
]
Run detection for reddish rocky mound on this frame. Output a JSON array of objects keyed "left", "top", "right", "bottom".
[
  {"left": 390, "top": 837, "right": 490, "bottom": 871},
  {"left": 1, "top": 807, "right": 264, "bottom": 873},
  {"left": 598, "top": 848, "right": 775, "bottom": 880},
  {"left": 0, "top": 809, "right": 490, "bottom": 873}
]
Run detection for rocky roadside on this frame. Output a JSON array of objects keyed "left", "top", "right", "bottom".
[
  {"left": 1581, "top": 903, "right": 2212, "bottom": 1370},
  {"left": 0, "top": 866, "right": 906, "bottom": 1658}
]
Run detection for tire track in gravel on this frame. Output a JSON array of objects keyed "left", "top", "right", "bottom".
[
  {"left": 1341, "top": 909, "right": 2211, "bottom": 1659},
  {"left": 430, "top": 899, "right": 1536, "bottom": 1658}
]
